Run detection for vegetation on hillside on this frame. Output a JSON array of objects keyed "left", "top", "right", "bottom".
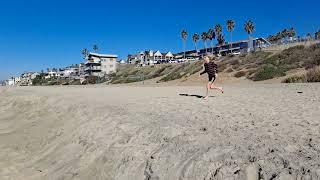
[
  {"left": 110, "top": 61, "right": 204, "bottom": 84},
  {"left": 283, "top": 66, "right": 320, "bottom": 83},
  {"left": 110, "top": 64, "right": 175, "bottom": 84},
  {"left": 218, "top": 43, "right": 320, "bottom": 81},
  {"left": 158, "top": 61, "right": 203, "bottom": 82},
  {"left": 32, "top": 74, "right": 101, "bottom": 86},
  {"left": 111, "top": 43, "right": 320, "bottom": 84}
]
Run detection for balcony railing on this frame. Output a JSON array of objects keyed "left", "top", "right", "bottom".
[{"left": 85, "top": 66, "right": 101, "bottom": 71}]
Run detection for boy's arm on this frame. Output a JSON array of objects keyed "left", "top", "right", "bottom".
[
  {"left": 199, "top": 65, "right": 206, "bottom": 75},
  {"left": 214, "top": 63, "right": 218, "bottom": 74}
]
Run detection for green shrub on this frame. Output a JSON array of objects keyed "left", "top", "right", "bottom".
[
  {"left": 87, "top": 76, "right": 98, "bottom": 84},
  {"left": 111, "top": 77, "right": 141, "bottom": 84},
  {"left": 283, "top": 76, "right": 306, "bottom": 83},
  {"left": 234, "top": 71, "right": 246, "bottom": 78},
  {"left": 69, "top": 80, "right": 81, "bottom": 85},
  {"left": 308, "top": 43, "right": 320, "bottom": 51},
  {"left": 252, "top": 66, "right": 286, "bottom": 81},
  {"left": 306, "top": 66, "right": 320, "bottom": 82},
  {"left": 158, "top": 61, "right": 203, "bottom": 82},
  {"left": 32, "top": 75, "right": 43, "bottom": 85},
  {"left": 226, "top": 68, "right": 234, "bottom": 73},
  {"left": 229, "top": 59, "right": 240, "bottom": 65},
  {"left": 283, "top": 66, "right": 320, "bottom": 83},
  {"left": 283, "top": 45, "right": 305, "bottom": 53}
]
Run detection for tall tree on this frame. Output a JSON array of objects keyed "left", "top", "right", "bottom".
[
  {"left": 227, "top": 20, "right": 235, "bottom": 53},
  {"left": 289, "top": 28, "right": 296, "bottom": 39},
  {"left": 315, "top": 30, "right": 320, "bottom": 40},
  {"left": 214, "top": 24, "right": 222, "bottom": 36},
  {"left": 192, "top": 33, "right": 200, "bottom": 53},
  {"left": 93, "top": 44, "right": 99, "bottom": 53},
  {"left": 81, "top": 48, "right": 89, "bottom": 60},
  {"left": 307, "top": 33, "right": 312, "bottom": 41},
  {"left": 181, "top": 30, "right": 188, "bottom": 59},
  {"left": 207, "top": 28, "right": 215, "bottom": 53},
  {"left": 201, "top": 32, "right": 208, "bottom": 53},
  {"left": 214, "top": 24, "right": 223, "bottom": 54},
  {"left": 244, "top": 20, "right": 255, "bottom": 39},
  {"left": 217, "top": 34, "right": 225, "bottom": 45},
  {"left": 244, "top": 20, "right": 255, "bottom": 51}
]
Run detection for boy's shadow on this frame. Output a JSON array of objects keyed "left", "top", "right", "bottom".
[{"left": 179, "top": 94, "right": 215, "bottom": 99}]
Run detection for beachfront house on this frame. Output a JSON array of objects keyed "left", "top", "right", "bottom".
[
  {"left": 20, "top": 72, "right": 39, "bottom": 86},
  {"left": 119, "top": 60, "right": 126, "bottom": 64},
  {"left": 63, "top": 65, "right": 80, "bottom": 78},
  {"left": 7, "top": 78, "right": 15, "bottom": 86},
  {"left": 85, "top": 53, "right": 118, "bottom": 77},
  {"left": 176, "top": 37, "right": 271, "bottom": 58},
  {"left": 127, "top": 50, "right": 175, "bottom": 65},
  {"left": 14, "top": 77, "right": 21, "bottom": 85},
  {"left": 45, "top": 69, "right": 57, "bottom": 79}
]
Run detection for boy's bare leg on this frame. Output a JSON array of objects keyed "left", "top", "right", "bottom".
[
  {"left": 203, "top": 82, "right": 211, "bottom": 100},
  {"left": 210, "top": 83, "right": 224, "bottom": 93}
]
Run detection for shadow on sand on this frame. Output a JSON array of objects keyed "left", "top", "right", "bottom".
[{"left": 179, "top": 94, "right": 215, "bottom": 99}]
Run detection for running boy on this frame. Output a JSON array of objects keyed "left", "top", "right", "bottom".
[{"left": 199, "top": 54, "right": 224, "bottom": 100}]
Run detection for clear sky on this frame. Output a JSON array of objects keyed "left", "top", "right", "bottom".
[{"left": 0, "top": 0, "right": 319, "bottom": 80}]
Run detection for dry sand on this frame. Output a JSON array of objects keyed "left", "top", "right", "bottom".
[{"left": 0, "top": 84, "right": 320, "bottom": 180}]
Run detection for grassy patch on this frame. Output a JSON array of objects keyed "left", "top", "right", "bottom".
[
  {"left": 252, "top": 66, "right": 286, "bottom": 81},
  {"left": 283, "top": 66, "right": 320, "bottom": 83},
  {"left": 234, "top": 71, "right": 246, "bottom": 78},
  {"left": 110, "top": 61, "right": 203, "bottom": 84},
  {"left": 159, "top": 61, "right": 203, "bottom": 82}
]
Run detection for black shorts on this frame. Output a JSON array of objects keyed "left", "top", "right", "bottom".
[{"left": 208, "top": 75, "right": 216, "bottom": 82}]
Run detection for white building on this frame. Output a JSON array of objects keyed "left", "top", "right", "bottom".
[
  {"left": 45, "top": 70, "right": 57, "bottom": 79},
  {"left": 7, "top": 78, "right": 15, "bottom": 86},
  {"left": 127, "top": 50, "right": 175, "bottom": 65},
  {"left": 21, "top": 72, "right": 39, "bottom": 86},
  {"left": 14, "top": 77, "right": 21, "bottom": 85},
  {"left": 62, "top": 65, "right": 79, "bottom": 78},
  {"left": 119, "top": 60, "right": 126, "bottom": 64},
  {"left": 85, "top": 53, "right": 118, "bottom": 77}
]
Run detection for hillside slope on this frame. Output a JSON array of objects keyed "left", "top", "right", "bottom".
[{"left": 110, "top": 43, "right": 320, "bottom": 85}]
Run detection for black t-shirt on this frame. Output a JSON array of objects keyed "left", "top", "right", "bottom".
[{"left": 200, "top": 62, "right": 218, "bottom": 76}]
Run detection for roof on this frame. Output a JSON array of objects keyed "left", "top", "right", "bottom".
[
  {"left": 175, "top": 37, "right": 271, "bottom": 55},
  {"left": 89, "top": 53, "right": 118, "bottom": 58}
]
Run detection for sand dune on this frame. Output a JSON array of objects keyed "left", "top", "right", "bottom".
[{"left": 0, "top": 84, "right": 320, "bottom": 180}]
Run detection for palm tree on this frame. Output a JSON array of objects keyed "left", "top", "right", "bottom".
[
  {"left": 181, "top": 30, "right": 188, "bottom": 59},
  {"left": 93, "top": 44, "right": 99, "bottom": 53},
  {"left": 315, "top": 30, "right": 320, "bottom": 40},
  {"left": 201, "top": 32, "right": 208, "bottom": 53},
  {"left": 214, "top": 24, "right": 222, "bottom": 36},
  {"left": 192, "top": 33, "right": 200, "bottom": 53},
  {"left": 289, "top": 28, "right": 296, "bottom": 38},
  {"left": 244, "top": 20, "right": 255, "bottom": 39},
  {"left": 227, "top": 20, "right": 235, "bottom": 53},
  {"left": 244, "top": 20, "right": 255, "bottom": 51},
  {"left": 217, "top": 34, "right": 225, "bottom": 45},
  {"left": 207, "top": 28, "right": 215, "bottom": 53},
  {"left": 81, "top": 48, "right": 89, "bottom": 60},
  {"left": 306, "top": 33, "right": 312, "bottom": 41},
  {"left": 214, "top": 24, "right": 223, "bottom": 54}
]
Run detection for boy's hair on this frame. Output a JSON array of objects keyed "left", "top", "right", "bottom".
[{"left": 203, "top": 53, "right": 215, "bottom": 60}]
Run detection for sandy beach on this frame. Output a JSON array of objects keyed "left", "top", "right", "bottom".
[{"left": 1, "top": 84, "right": 320, "bottom": 180}]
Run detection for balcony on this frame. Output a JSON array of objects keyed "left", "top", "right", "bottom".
[
  {"left": 85, "top": 66, "right": 101, "bottom": 72},
  {"left": 85, "top": 60, "right": 101, "bottom": 65}
]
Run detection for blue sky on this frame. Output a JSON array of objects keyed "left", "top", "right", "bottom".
[{"left": 0, "top": 0, "right": 319, "bottom": 80}]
